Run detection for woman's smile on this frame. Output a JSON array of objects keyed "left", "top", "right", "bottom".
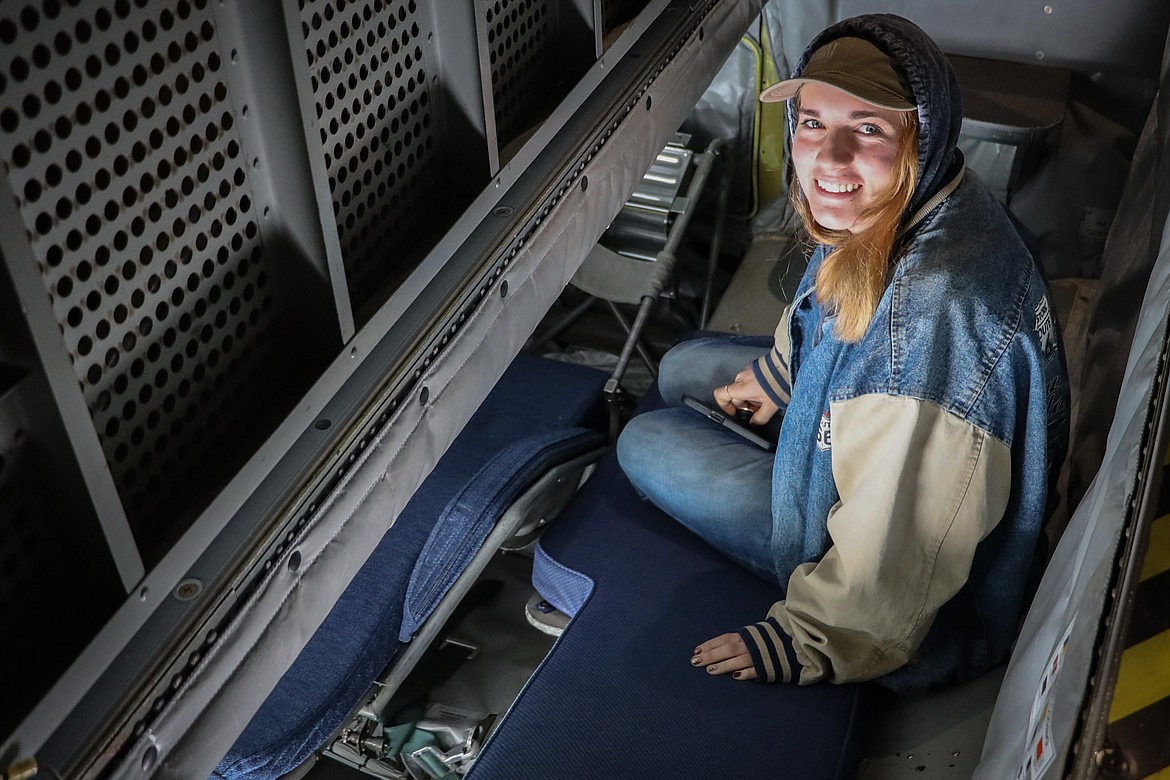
[{"left": 815, "top": 179, "right": 862, "bottom": 194}]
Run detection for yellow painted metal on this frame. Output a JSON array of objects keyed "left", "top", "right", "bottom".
[
  {"left": 1108, "top": 628, "right": 1170, "bottom": 723},
  {"left": 756, "top": 20, "right": 787, "bottom": 212},
  {"left": 1140, "top": 513, "right": 1170, "bottom": 581}
]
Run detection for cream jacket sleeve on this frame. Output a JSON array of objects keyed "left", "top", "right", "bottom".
[
  {"left": 737, "top": 393, "right": 1012, "bottom": 684},
  {"left": 751, "top": 305, "right": 794, "bottom": 409}
]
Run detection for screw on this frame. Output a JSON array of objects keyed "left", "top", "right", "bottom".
[{"left": 174, "top": 578, "right": 202, "bottom": 601}]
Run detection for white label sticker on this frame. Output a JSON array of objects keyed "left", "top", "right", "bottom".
[
  {"left": 1029, "top": 620, "right": 1074, "bottom": 734},
  {"left": 1029, "top": 705, "right": 1057, "bottom": 778},
  {"left": 1019, "top": 619, "right": 1075, "bottom": 779},
  {"left": 424, "top": 702, "right": 484, "bottom": 724}
]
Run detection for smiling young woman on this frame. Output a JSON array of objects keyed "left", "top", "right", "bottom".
[
  {"left": 791, "top": 81, "right": 920, "bottom": 342},
  {"left": 616, "top": 14, "right": 1069, "bottom": 693}
]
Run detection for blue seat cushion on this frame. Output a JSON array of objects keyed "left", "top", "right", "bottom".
[
  {"left": 471, "top": 434, "right": 867, "bottom": 779},
  {"left": 215, "top": 354, "right": 607, "bottom": 780},
  {"left": 399, "top": 426, "right": 605, "bottom": 642}
]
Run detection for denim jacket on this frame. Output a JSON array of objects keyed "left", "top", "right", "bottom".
[{"left": 740, "top": 170, "right": 1070, "bottom": 691}]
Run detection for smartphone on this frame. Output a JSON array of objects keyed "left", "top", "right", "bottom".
[{"left": 681, "top": 395, "right": 773, "bottom": 451}]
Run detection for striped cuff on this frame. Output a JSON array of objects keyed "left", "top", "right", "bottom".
[
  {"left": 737, "top": 617, "right": 801, "bottom": 684},
  {"left": 751, "top": 350, "right": 791, "bottom": 409}
]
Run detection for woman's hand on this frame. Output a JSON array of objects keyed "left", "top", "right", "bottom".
[
  {"left": 713, "top": 366, "right": 780, "bottom": 425},
  {"left": 691, "top": 633, "right": 757, "bottom": 680}
]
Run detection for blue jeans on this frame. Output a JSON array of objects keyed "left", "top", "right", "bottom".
[{"left": 616, "top": 336, "right": 781, "bottom": 585}]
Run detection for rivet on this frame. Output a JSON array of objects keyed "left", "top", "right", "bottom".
[
  {"left": 419, "top": 386, "right": 430, "bottom": 405},
  {"left": 141, "top": 744, "right": 159, "bottom": 772},
  {"left": 1043, "top": 4, "right": 1054, "bottom": 13},
  {"left": 173, "top": 578, "right": 202, "bottom": 601},
  {"left": 493, "top": 205, "right": 513, "bottom": 217}
]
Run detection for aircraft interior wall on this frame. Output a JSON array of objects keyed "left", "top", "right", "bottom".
[
  {"left": 3, "top": 0, "right": 1170, "bottom": 777},
  {"left": 0, "top": 0, "right": 762, "bottom": 775}
]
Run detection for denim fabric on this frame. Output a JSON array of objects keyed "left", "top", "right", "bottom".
[
  {"left": 531, "top": 543, "right": 593, "bottom": 617},
  {"left": 399, "top": 428, "right": 606, "bottom": 641},
  {"left": 216, "top": 355, "right": 607, "bottom": 780},
  {"left": 786, "top": 173, "right": 1067, "bottom": 690},
  {"left": 654, "top": 336, "right": 773, "bottom": 407},
  {"left": 618, "top": 335, "right": 782, "bottom": 583},
  {"left": 619, "top": 171, "right": 1070, "bottom": 690}
]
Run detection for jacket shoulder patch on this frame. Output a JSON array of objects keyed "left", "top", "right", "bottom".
[{"left": 816, "top": 410, "right": 832, "bottom": 451}]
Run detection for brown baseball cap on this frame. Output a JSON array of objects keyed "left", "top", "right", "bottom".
[{"left": 759, "top": 36, "right": 916, "bottom": 111}]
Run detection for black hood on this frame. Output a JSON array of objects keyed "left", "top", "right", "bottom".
[{"left": 786, "top": 14, "right": 964, "bottom": 220}]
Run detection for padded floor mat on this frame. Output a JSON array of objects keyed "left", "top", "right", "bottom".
[{"left": 468, "top": 452, "right": 868, "bottom": 780}]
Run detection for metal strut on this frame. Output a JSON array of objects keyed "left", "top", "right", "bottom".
[{"left": 604, "top": 137, "right": 725, "bottom": 442}]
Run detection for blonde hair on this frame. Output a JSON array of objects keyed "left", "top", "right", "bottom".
[{"left": 791, "top": 109, "right": 920, "bottom": 342}]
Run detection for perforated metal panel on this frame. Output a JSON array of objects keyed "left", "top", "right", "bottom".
[
  {"left": 0, "top": 0, "right": 285, "bottom": 559},
  {"left": 485, "top": 0, "right": 554, "bottom": 150},
  {"left": 296, "top": 0, "right": 444, "bottom": 313}
]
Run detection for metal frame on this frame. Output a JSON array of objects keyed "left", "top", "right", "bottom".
[
  {"left": 1069, "top": 310, "right": 1170, "bottom": 778},
  {"left": 318, "top": 446, "right": 605, "bottom": 774}
]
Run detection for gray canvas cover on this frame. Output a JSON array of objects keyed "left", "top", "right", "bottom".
[{"left": 976, "top": 26, "right": 1170, "bottom": 780}]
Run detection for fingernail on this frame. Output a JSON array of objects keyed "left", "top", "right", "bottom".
[
  {"left": 707, "top": 665, "right": 717, "bottom": 673},
  {"left": 693, "top": 647, "right": 702, "bottom": 654},
  {"left": 732, "top": 671, "right": 742, "bottom": 679},
  {"left": 691, "top": 656, "right": 701, "bottom": 665}
]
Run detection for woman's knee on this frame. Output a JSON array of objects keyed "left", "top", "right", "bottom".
[
  {"left": 658, "top": 338, "right": 744, "bottom": 404},
  {"left": 616, "top": 409, "right": 705, "bottom": 498},
  {"left": 615, "top": 411, "right": 665, "bottom": 485},
  {"left": 657, "top": 342, "right": 704, "bottom": 405}
]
